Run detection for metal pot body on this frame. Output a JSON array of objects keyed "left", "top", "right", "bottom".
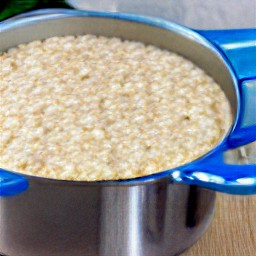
[
  {"left": 0, "top": 178, "right": 215, "bottom": 256},
  {"left": 0, "top": 10, "right": 242, "bottom": 256}
]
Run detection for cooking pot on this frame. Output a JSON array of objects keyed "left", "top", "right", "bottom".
[{"left": 0, "top": 9, "right": 255, "bottom": 256}]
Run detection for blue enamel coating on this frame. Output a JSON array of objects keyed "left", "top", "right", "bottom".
[
  {"left": 197, "top": 29, "right": 256, "bottom": 148},
  {"left": 197, "top": 29, "right": 256, "bottom": 80},
  {"left": 185, "top": 29, "right": 256, "bottom": 194},
  {"left": 176, "top": 153, "right": 256, "bottom": 195},
  {"left": 0, "top": 169, "right": 29, "bottom": 196},
  {"left": 0, "top": 9, "right": 255, "bottom": 196},
  {"left": 227, "top": 124, "right": 256, "bottom": 149}
]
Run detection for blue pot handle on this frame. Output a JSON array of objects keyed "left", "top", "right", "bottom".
[
  {"left": 198, "top": 29, "right": 256, "bottom": 80},
  {"left": 172, "top": 29, "right": 256, "bottom": 195},
  {"left": 0, "top": 169, "right": 29, "bottom": 196}
]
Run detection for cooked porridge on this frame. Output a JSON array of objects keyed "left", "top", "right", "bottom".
[{"left": 0, "top": 35, "right": 232, "bottom": 181}]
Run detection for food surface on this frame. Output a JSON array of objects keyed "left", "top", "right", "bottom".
[{"left": 0, "top": 35, "right": 232, "bottom": 181}]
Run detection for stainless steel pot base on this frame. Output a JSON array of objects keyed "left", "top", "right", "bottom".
[{"left": 0, "top": 180, "right": 215, "bottom": 256}]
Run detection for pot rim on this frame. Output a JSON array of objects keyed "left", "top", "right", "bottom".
[{"left": 0, "top": 8, "right": 240, "bottom": 187}]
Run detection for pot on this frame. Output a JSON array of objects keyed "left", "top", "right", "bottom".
[{"left": 0, "top": 9, "right": 255, "bottom": 256}]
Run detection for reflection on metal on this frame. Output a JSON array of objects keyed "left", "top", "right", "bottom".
[
  {"left": 0, "top": 178, "right": 215, "bottom": 256},
  {"left": 223, "top": 40, "right": 256, "bottom": 50}
]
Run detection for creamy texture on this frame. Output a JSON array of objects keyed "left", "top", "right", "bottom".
[{"left": 0, "top": 35, "right": 232, "bottom": 181}]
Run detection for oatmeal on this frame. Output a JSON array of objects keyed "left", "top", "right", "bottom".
[{"left": 0, "top": 35, "right": 232, "bottom": 181}]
